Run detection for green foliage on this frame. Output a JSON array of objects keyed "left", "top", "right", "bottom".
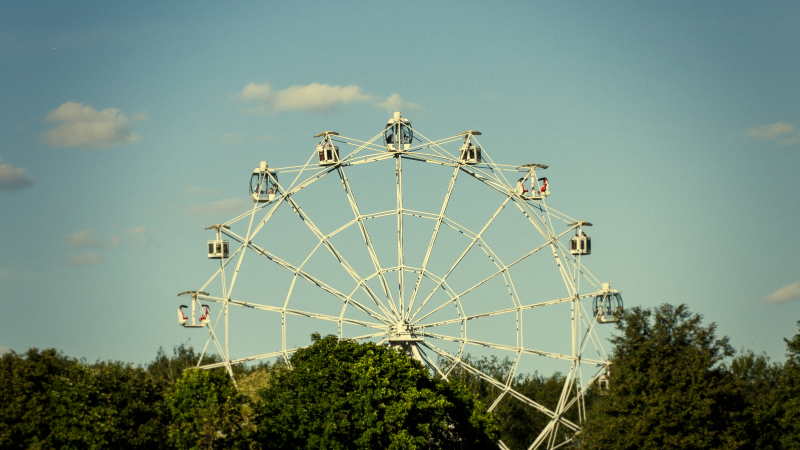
[
  {"left": 252, "top": 334, "right": 498, "bottom": 449},
  {"left": 0, "top": 348, "right": 169, "bottom": 450},
  {"left": 774, "top": 321, "right": 800, "bottom": 450},
  {"left": 167, "top": 368, "right": 248, "bottom": 450},
  {"left": 443, "top": 354, "right": 591, "bottom": 450},
  {"left": 147, "top": 343, "right": 221, "bottom": 386},
  {"left": 580, "top": 304, "right": 746, "bottom": 450},
  {"left": 729, "top": 349, "right": 782, "bottom": 449}
]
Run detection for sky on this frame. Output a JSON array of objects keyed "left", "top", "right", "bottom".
[{"left": 1, "top": 1, "right": 799, "bottom": 371}]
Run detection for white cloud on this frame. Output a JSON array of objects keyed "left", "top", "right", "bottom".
[
  {"left": 0, "top": 268, "right": 37, "bottom": 281},
  {"left": 220, "top": 133, "right": 247, "bottom": 145},
  {"left": 64, "top": 253, "right": 106, "bottom": 266},
  {"left": 62, "top": 228, "right": 121, "bottom": 248},
  {"left": 777, "top": 136, "right": 799, "bottom": 147},
  {"left": 0, "top": 157, "right": 34, "bottom": 192},
  {"left": 185, "top": 186, "right": 219, "bottom": 196},
  {"left": 376, "top": 94, "right": 421, "bottom": 114},
  {"left": 124, "top": 226, "right": 153, "bottom": 247},
  {"left": 239, "top": 82, "right": 374, "bottom": 113},
  {"left": 187, "top": 198, "right": 248, "bottom": 216},
  {"left": 0, "top": 346, "right": 11, "bottom": 355},
  {"left": 125, "top": 226, "right": 148, "bottom": 235},
  {"left": 40, "top": 101, "right": 142, "bottom": 149},
  {"left": 747, "top": 122, "right": 793, "bottom": 139},
  {"left": 747, "top": 122, "right": 799, "bottom": 146},
  {"left": 763, "top": 281, "right": 800, "bottom": 304}
]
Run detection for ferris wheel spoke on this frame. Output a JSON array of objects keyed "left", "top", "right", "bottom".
[
  {"left": 469, "top": 135, "right": 517, "bottom": 192},
  {"left": 199, "top": 348, "right": 303, "bottom": 370},
  {"left": 408, "top": 129, "right": 459, "bottom": 161},
  {"left": 418, "top": 295, "right": 575, "bottom": 328},
  {"left": 396, "top": 155, "right": 406, "bottom": 315},
  {"left": 406, "top": 164, "right": 460, "bottom": 320},
  {"left": 410, "top": 197, "right": 512, "bottom": 322},
  {"left": 241, "top": 241, "right": 391, "bottom": 324},
  {"left": 194, "top": 294, "right": 386, "bottom": 330},
  {"left": 282, "top": 194, "right": 400, "bottom": 319},
  {"left": 420, "top": 341, "right": 580, "bottom": 432},
  {"left": 337, "top": 166, "right": 401, "bottom": 319},
  {"left": 421, "top": 332, "right": 605, "bottom": 366},
  {"left": 432, "top": 238, "right": 553, "bottom": 313}
]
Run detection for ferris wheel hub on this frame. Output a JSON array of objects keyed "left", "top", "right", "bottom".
[{"left": 388, "top": 320, "right": 422, "bottom": 343}]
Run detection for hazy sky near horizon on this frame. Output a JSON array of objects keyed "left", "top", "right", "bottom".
[{"left": 1, "top": 1, "right": 799, "bottom": 369}]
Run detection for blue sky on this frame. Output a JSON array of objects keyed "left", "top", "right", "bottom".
[{"left": 1, "top": 1, "right": 799, "bottom": 370}]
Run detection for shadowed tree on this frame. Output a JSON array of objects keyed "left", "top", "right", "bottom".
[
  {"left": 580, "top": 304, "right": 747, "bottom": 450},
  {"left": 252, "top": 334, "right": 498, "bottom": 449},
  {"left": 167, "top": 368, "right": 249, "bottom": 450}
]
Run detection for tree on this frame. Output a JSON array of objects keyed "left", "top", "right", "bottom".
[
  {"left": 442, "top": 354, "right": 591, "bottom": 450},
  {"left": 48, "top": 360, "right": 170, "bottom": 449},
  {"left": 147, "top": 343, "right": 221, "bottom": 386},
  {"left": 0, "top": 348, "right": 78, "bottom": 449},
  {"left": 167, "top": 368, "right": 249, "bottom": 450},
  {"left": 580, "top": 304, "right": 747, "bottom": 450},
  {"left": 0, "top": 349, "right": 169, "bottom": 450},
  {"left": 773, "top": 320, "right": 800, "bottom": 450},
  {"left": 729, "top": 349, "right": 782, "bottom": 449},
  {"left": 252, "top": 334, "right": 498, "bottom": 449}
]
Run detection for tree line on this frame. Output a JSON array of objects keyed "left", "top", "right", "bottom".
[{"left": 1, "top": 303, "right": 798, "bottom": 449}]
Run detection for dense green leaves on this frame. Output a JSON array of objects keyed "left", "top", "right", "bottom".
[
  {"left": 252, "top": 333, "right": 498, "bottom": 449},
  {"left": 0, "top": 349, "right": 169, "bottom": 449},
  {"left": 3, "top": 314, "right": 800, "bottom": 449},
  {"left": 443, "top": 355, "right": 591, "bottom": 450},
  {"left": 581, "top": 304, "right": 745, "bottom": 450},
  {"left": 774, "top": 321, "right": 800, "bottom": 450},
  {"left": 167, "top": 368, "right": 248, "bottom": 450}
]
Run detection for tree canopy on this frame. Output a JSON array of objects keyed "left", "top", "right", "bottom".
[
  {"left": 580, "top": 304, "right": 746, "bottom": 450},
  {"left": 252, "top": 333, "right": 498, "bottom": 449}
]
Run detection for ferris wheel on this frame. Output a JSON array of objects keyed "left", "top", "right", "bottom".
[{"left": 176, "top": 112, "right": 625, "bottom": 450}]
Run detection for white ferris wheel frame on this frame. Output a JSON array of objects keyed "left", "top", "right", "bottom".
[{"left": 178, "top": 113, "right": 619, "bottom": 450}]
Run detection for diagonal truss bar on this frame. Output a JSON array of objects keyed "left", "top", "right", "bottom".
[
  {"left": 410, "top": 196, "right": 512, "bottom": 323},
  {"left": 336, "top": 166, "right": 400, "bottom": 319},
  {"left": 420, "top": 332, "right": 606, "bottom": 366},
  {"left": 226, "top": 233, "right": 390, "bottom": 325},
  {"left": 195, "top": 294, "right": 386, "bottom": 330},
  {"left": 406, "top": 163, "right": 460, "bottom": 320},
  {"left": 421, "top": 341, "right": 580, "bottom": 432}
]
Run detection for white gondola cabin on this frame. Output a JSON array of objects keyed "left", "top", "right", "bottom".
[
  {"left": 205, "top": 224, "right": 230, "bottom": 259},
  {"left": 592, "top": 283, "right": 623, "bottom": 324},
  {"left": 250, "top": 161, "right": 279, "bottom": 203},
  {"left": 568, "top": 221, "right": 592, "bottom": 256},
  {"left": 458, "top": 130, "right": 482, "bottom": 164},
  {"left": 177, "top": 291, "right": 211, "bottom": 328},
  {"left": 384, "top": 111, "right": 413, "bottom": 151},
  {"left": 314, "top": 131, "right": 340, "bottom": 166},
  {"left": 516, "top": 164, "right": 550, "bottom": 200},
  {"left": 598, "top": 372, "right": 609, "bottom": 392},
  {"left": 207, "top": 240, "right": 229, "bottom": 259}
]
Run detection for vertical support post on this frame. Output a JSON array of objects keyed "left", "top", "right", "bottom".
[{"left": 396, "top": 154, "right": 404, "bottom": 316}]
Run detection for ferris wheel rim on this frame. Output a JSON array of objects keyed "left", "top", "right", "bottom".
[{"left": 181, "top": 114, "right": 617, "bottom": 450}]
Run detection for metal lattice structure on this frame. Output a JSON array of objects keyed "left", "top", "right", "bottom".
[{"left": 177, "top": 112, "right": 623, "bottom": 450}]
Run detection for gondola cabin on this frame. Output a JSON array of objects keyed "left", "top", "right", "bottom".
[
  {"left": 314, "top": 131, "right": 340, "bottom": 166},
  {"left": 592, "top": 283, "right": 623, "bottom": 324},
  {"left": 569, "top": 235, "right": 591, "bottom": 255},
  {"left": 384, "top": 111, "right": 413, "bottom": 151},
  {"left": 207, "top": 240, "right": 229, "bottom": 259},
  {"left": 250, "top": 161, "right": 279, "bottom": 203},
  {"left": 516, "top": 164, "right": 549, "bottom": 200},
  {"left": 458, "top": 130, "right": 483, "bottom": 164},
  {"left": 568, "top": 221, "right": 592, "bottom": 256},
  {"left": 177, "top": 291, "right": 211, "bottom": 328},
  {"left": 598, "top": 373, "right": 609, "bottom": 392}
]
